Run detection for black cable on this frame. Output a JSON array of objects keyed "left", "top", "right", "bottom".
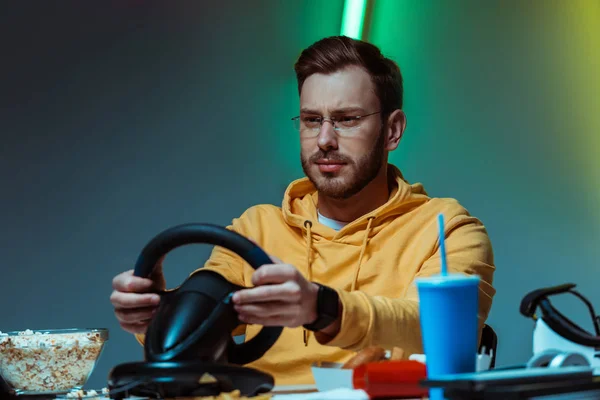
[{"left": 568, "top": 289, "right": 600, "bottom": 336}]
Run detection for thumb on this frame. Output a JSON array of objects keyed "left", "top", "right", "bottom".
[
  {"left": 150, "top": 255, "right": 165, "bottom": 275},
  {"left": 269, "top": 254, "right": 283, "bottom": 264}
]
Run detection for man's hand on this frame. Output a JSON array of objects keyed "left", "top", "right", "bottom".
[
  {"left": 110, "top": 258, "right": 166, "bottom": 335},
  {"left": 232, "top": 256, "right": 320, "bottom": 328}
]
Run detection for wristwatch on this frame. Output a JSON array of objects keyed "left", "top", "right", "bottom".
[{"left": 303, "top": 283, "right": 340, "bottom": 332}]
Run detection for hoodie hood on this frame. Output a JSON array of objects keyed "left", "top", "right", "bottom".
[{"left": 282, "top": 164, "right": 429, "bottom": 242}]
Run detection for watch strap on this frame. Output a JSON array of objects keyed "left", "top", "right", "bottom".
[{"left": 303, "top": 283, "right": 339, "bottom": 332}]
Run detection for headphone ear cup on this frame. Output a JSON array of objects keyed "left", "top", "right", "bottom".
[
  {"left": 548, "top": 352, "right": 590, "bottom": 368},
  {"left": 527, "top": 350, "right": 561, "bottom": 368},
  {"left": 527, "top": 350, "right": 591, "bottom": 368}
]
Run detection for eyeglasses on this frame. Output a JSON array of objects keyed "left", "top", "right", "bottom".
[{"left": 291, "top": 111, "right": 381, "bottom": 137}]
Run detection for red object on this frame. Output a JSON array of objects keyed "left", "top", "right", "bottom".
[{"left": 352, "top": 360, "right": 429, "bottom": 399}]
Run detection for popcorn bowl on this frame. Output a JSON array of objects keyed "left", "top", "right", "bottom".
[{"left": 0, "top": 328, "right": 109, "bottom": 395}]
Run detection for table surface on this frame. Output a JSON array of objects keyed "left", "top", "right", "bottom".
[
  {"left": 272, "top": 385, "right": 425, "bottom": 399},
  {"left": 43, "top": 386, "right": 426, "bottom": 399}
]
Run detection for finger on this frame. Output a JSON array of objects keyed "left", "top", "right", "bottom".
[
  {"left": 115, "top": 306, "right": 158, "bottom": 324},
  {"left": 233, "top": 281, "right": 301, "bottom": 304},
  {"left": 251, "top": 264, "right": 300, "bottom": 286},
  {"left": 112, "top": 270, "right": 158, "bottom": 293},
  {"left": 119, "top": 321, "right": 149, "bottom": 335},
  {"left": 110, "top": 291, "right": 161, "bottom": 309},
  {"left": 234, "top": 302, "right": 289, "bottom": 318}
]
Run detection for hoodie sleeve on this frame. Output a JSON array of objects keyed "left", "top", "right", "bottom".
[{"left": 316, "top": 214, "right": 496, "bottom": 357}]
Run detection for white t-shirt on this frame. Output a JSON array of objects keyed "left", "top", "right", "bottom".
[{"left": 317, "top": 210, "right": 347, "bottom": 231}]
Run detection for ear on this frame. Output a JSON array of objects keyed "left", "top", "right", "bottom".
[{"left": 384, "top": 109, "right": 407, "bottom": 151}]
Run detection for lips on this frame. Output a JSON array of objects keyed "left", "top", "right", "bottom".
[{"left": 315, "top": 159, "right": 346, "bottom": 173}]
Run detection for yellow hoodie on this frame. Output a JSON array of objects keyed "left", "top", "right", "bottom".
[{"left": 136, "top": 164, "right": 496, "bottom": 385}]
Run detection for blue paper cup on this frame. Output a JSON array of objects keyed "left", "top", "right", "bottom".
[{"left": 416, "top": 274, "right": 480, "bottom": 400}]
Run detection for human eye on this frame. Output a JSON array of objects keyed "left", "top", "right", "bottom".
[
  {"left": 337, "top": 115, "right": 361, "bottom": 128},
  {"left": 301, "top": 115, "right": 322, "bottom": 129}
]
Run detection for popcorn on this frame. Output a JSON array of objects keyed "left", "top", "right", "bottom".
[
  {"left": 65, "top": 389, "right": 86, "bottom": 398},
  {"left": 0, "top": 329, "right": 106, "bottom": 393},
  {"left": 63, "top": 388, "right": 108, "bottom": 398}
]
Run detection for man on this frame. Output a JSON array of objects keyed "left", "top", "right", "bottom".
[{"left": 110, "top": 36, "right": 496, "bottom": 386}]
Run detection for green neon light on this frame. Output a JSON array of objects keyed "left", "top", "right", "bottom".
[{"left": 340, "top": 0, "right": 368, "bottom": 39}]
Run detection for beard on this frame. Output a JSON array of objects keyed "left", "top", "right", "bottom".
[{"left": 300, "top": 131, "right": 385, "bottom": 200}]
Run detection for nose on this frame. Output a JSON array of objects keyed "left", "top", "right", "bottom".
[{"left": 317, "top": 120, "right": 338, "bottom": 152}]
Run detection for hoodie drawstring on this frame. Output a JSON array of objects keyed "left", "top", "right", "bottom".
[
  {"left": 302, "top": 216, "right": 375, "bottom": 346},
  {"left": 351, "top": 216, "right": 375, "bottom": 292},
  {"left": 304, "top": 220, "right": 313, "bottom": 282},
  {"left": 303, "top": 220, "right": 313, "bottom": 346}
]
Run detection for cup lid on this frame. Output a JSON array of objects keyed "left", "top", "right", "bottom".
[{"left": 415, "top": 273, "right": 480, "bottom": 286}]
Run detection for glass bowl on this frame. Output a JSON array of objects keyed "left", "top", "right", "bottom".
[{"left": 0, "top": 328, "right": 109, "bottom": 395}]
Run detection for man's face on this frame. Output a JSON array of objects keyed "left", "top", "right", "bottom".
[{"left": 299, "top": 66, "right": 385, "bottom": 200}]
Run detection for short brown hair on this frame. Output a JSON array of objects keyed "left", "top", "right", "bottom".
[{"left": 294, "top": 36, "right": 403, "bottom": 117}]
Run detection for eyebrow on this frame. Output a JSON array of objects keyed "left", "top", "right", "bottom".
[{"left": 300, "top": 107, "right": 367, "bottom": 115}]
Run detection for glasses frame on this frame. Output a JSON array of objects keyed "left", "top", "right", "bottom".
[{"left": 291, "top": 111, "right": 381, "bottom": 134}]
